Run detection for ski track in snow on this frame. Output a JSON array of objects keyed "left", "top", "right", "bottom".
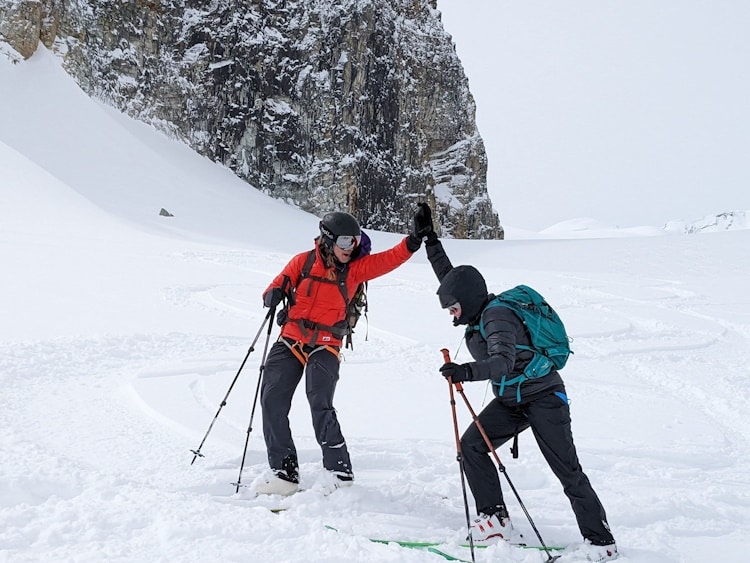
[{"left": 2, "top": 245, "right": 749, "bottom": 562}]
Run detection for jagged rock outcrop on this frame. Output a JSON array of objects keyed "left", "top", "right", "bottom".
[
  {"left": 0, "top": 0, "right": 57, "bottom": 60},
  {"left": 664, "top": 211, "right": 750, "bottom": 234},
  {"left": 0, "top": 0, "right": 503, "bottom": 238}
]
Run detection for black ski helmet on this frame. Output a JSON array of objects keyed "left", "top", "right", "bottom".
[{"left": 319, "top": 211, "right": 361, "bottom": 248}]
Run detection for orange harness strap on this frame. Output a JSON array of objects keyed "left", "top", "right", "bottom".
[{"left": 281, "top": 338, "right": 340, "bottom": 365}]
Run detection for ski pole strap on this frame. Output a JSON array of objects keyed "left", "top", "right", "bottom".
[{"left": 510, "top": 428, "right": 519, "bottom": 459}]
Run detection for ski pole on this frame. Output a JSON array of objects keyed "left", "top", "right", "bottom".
[
  {"left": 232, "top": 300, "right": 277, "bottom": 493},
  {"left": 190, "top": 278, "right": 290, "bottom": 465},
  {"left": 443, "top": 350, "right": 560, "bottom": 563},
  {"left": 441, "top": 349, "right": 476, "bottom": 563},
  {"left": 189, "top": 308, "right": 273, "bottom": 465}
]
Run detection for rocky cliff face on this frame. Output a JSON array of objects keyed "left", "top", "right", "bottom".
[{"left": 1, "top": 0, "right": 503, "bottom": 238}]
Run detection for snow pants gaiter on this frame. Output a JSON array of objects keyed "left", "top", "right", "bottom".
[
  {"left": 260, "top": 339, "right": 352, "bottom": 478},
  {"left": 460, "top": 391, "right": 614, "bottom": 545}
]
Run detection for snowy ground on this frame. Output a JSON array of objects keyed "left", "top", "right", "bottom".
[{"left": 2, "top": 48, "right": 750, "bottom": 563}]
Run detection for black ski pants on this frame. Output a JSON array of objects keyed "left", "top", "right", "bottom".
[
  {"left": 461, "top": 391, "right": 614, "bottom": 545},
  {"left": 260, "top": 339, "right": 352, "bottom": 476}
]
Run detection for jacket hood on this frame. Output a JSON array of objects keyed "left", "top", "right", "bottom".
[{"left": 436, "top": 265, "right": 488, "bottom": 325}]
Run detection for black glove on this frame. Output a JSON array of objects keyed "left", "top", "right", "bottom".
[
  {"left": 276, "top": 308, "right": 288, "bottom": 326},
  {"left": 263, "top": 287, "right": 284, "bottom": 308},
  {"left": 439, "top": 362, "right": 472, "bottom": 383},
  {"left": 414, "top": 202, "right": 435, "bottom": 240},
  {"left": 405, "top": 232, "right": 422, "bottom": 252}
]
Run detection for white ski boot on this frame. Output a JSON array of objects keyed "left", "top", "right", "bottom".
[
  {"left": 255, "top": 475, "right": 299, "bottom": 496},
  {"left": 468, "top": 512, "right": 513, "bottom": 543}
]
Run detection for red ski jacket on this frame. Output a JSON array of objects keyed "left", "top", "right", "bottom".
[{"left": 264, "top": 237, "right": 414, "bottom": 347}]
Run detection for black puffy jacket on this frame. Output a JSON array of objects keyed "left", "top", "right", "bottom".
[{"left": 426, "top": 240, "right": 564, "bottom": 404}]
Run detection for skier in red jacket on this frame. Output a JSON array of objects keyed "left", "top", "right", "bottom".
[{"left": 256, "top": 209, "right": 428, "bottom": 495}]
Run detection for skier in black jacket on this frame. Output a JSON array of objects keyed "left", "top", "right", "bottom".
[{"left": 414, "top": 203, "right": 617, "bottom": 561}]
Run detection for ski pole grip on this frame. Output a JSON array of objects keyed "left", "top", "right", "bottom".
[
  {"left": 441, "top": 348, "right": 465, "bottom": 391},
  {"left": 440, "top": 348, "right": 451, "bottom": 364}
]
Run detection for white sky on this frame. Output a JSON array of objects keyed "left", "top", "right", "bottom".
[{"left": 438, "top": 1, "right": 750, "bottom": 229}]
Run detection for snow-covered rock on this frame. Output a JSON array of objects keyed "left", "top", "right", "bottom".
[{"left": 664, "top": 210, "right": 750, "bottom": 233}]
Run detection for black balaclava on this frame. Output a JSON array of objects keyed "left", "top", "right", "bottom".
[{"left": 436, "top": 265, "right": 488, "bottom": 326}]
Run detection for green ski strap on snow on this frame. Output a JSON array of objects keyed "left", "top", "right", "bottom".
[
  {"left": 324, "top": 526, "right": 471, "bottom": 561},
  {"left": 323, "top": 525, "right": 565, "bottom": 560},
  {"left": 369, "top": 540, "right": 472, "bottom": 562},
  {"left": 370, "top": 538, "right": 566, "bottom": 553}
]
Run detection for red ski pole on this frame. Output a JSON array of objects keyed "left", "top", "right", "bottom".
[
  {"left": 441, "top": 348, "right": 476, "bottom": 562},
  {"left": 444, "top": 350, "right": 559, "bottom": 562}
]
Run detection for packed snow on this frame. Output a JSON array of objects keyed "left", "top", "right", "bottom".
[{"left": 2, "top": 47, "right": 749, "bottom": 563}]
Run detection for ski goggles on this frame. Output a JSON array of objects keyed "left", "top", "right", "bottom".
[
  {"left": 334, "top": 235, "right": 361, "bottom": 251},
  {"left": 439, "top": 293, "right": 459, "bottom": 309}
]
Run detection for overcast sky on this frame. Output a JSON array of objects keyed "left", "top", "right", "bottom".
[{"left": 437, "top": 1, "right": 750, "bottom": 230}]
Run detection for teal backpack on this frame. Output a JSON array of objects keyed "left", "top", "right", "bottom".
[{"left": 470, "top": 284, "right": 572, "bottom": 402}]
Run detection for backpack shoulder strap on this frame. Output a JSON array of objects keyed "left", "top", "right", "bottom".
[
  {"left": 283, "top": 249, "right": 317, "bottom": 307},
  {"left": 298, "top": 249, "right": 317, "bottom": 283},
  {"left": 468, "top": 295, "right": 505, "bottom": 340},
  {"left": 295, "top": 247, "right": 351, "bottom": 319},
  {"left": 283, "top": 251, "right": 353, "bottom": 344},
  {"left": 299, "top": 249, "right": 347, "bottom": 293}
]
